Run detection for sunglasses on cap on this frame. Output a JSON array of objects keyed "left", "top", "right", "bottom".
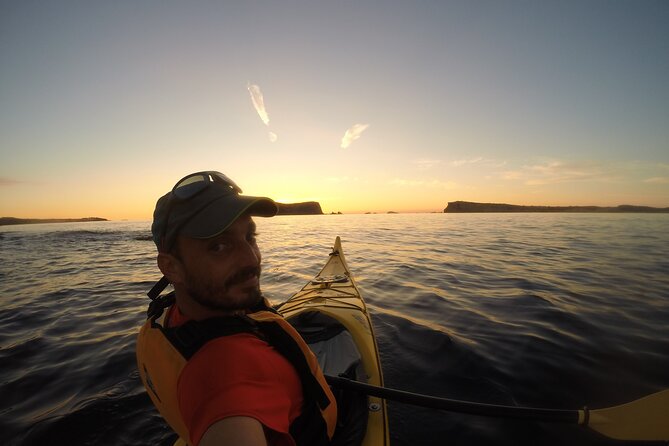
[
  {"left": 172, "top": 171, "right": 242, "bottom": 200},
  {"left": 158, "top": 171, "right": 244, "bottom": 251}
]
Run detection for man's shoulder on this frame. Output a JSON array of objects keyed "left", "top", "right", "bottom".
[
  {"left": 197, "top": 332, "right": 268, "bottom": 357},
  {"left": 179, "top": 332, "right": 299, "bottom": 394},
  {"left": 186, "top": 333, "right": 278, "bottom": 375}
]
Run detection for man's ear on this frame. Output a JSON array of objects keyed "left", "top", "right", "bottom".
[{"left": 157, "top": 252, "right": 184, "bottom": 285}]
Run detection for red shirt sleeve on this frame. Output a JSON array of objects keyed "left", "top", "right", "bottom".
[{"left": 177, "top": 333, "right": 304, "bottom": 446}]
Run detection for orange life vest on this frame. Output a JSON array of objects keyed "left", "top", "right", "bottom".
[{"left": 136, "top": 293, "right": 337, "bottom": 445}]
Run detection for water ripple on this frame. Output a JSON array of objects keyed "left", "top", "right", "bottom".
[{"left": 1, "top": 215, "right": 668, "bottom": 445}]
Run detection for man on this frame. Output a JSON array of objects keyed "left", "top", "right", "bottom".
[{"left": 136, "top": 171, "right": 337, "bottom": 446}]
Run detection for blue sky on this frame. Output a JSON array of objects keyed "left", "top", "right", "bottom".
[{"left": 1, "top": 1, "right": 668, "bottom": 218}]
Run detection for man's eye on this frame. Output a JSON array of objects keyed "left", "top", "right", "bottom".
[
  {"left": 248, "top": 232, "right": 259, "bottom": 243},
  {"left": 210, "top": 242, "right": 230, "bottom": 252}
]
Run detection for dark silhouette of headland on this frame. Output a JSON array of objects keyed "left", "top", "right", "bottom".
[
  {"left": 276, "top": 202, "right": 323, "bottom": 215},
  {"left": 444, "top": 201, "right": 669, "bottom": 213},
  {"left": 1, "top": 202, "right": 324, "bottom": 227},
  {"left": 0, "top": 217, "right": 108, "bottom": 226}
]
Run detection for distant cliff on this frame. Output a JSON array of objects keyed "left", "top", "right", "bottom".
[
  {"left": 0, "top": 217, "right": 108, "bottom": 226},
  {"left": 276, "top": 202, "right": 323, "bottom": 215},
  {"left": 443, "top": 201, "right": 669, "bottom": 213}
]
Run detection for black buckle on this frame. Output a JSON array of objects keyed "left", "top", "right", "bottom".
[
  {"left": 147, "top": 292, "right": 175, "bottom": 319},
  {"left": 147, "top": 276, "right": 170, "bottom": 300}
]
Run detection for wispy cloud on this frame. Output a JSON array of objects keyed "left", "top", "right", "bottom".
[
  {"left": 247, "top": 83, "right": 269, "bottom": 125},
  {"left": 341, "top": 123, "right": 370, "bottom": 149},
  {"left": 644, "top": 177, "right": 669, "bottom": 184},
  {"left": 247, "top": 83, "right": 277, "bottom": 142},
  {"left": 499, "top": 161, "right": 614, "bottom": 185},
  {"left": 390, "top": 178, "right": 459, "bottom": 189},
  {"left": 449, "top": 157, "right": 506, "bottom": 168},
  {"left": 0, "top": 178, "right": 21, "bottom": 186},
  {"left": 412, "top": 159, "right": 442, "bottom": 170},
  {"left": 498, "top": 160, "right": 669, "bottom": 187},
  {"left": 450, "top": 157, "right": 483, "bottom": 167}
]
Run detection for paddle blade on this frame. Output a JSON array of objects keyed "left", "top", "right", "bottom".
[{"left": 586, "top": 389, "right": 669, "bottom": 441}]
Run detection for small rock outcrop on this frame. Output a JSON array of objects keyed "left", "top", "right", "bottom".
[
  {"left": 443, "top": 201, "right": 669, "bottom": 213},
  {"left": 0, "top": 217, "right": 108, "bottom": 226},
  {"left": 276, "top": 202, "right": 323, "bottom": 215}
]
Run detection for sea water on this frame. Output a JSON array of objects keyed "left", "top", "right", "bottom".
[{"left": 1, "top": 213, "right": 668, "bottom": 445}]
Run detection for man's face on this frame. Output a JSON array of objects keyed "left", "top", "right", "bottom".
[{"left": 174, "top": 214, "right": 263, "bottom": 313}]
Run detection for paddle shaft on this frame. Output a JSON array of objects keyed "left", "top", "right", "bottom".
[{"left": 325, "top": 375, "right": 581, "bottom": 423}]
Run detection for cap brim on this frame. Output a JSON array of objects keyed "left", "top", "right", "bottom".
[{"left": 180, "top": 195, "right": 277, "bottom": 240}]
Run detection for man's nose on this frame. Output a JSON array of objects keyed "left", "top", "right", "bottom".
[{"left": 237, "top": 240, "right": 260, "bottom": 265}]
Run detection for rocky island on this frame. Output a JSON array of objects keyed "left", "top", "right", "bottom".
[
  {"left": 444, "top": 201, "right": 669, "bottom": 213},
  {"left": 0, "top": 217, "right": 109, "bottom": 226},
  {"left": 275, "top": 202, "right": 323, "bottom": 215},
  {"left": 0, "top": 202, "right": 325, "bottom": 226}
]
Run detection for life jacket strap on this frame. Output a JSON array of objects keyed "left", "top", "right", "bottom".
[
  {"left": 155, "top": 312, "right": 331, "bottom": 411},
  {"left": 161, "top": 315, "right": 262, "bottom": 359},
  {"left": 148, "top": 276, "right": 170, "bottom": 300},
  {"left": 148, "top": 292, "right": 176, "bottom": 320},
  {"left": 260, "top": 321, "right": 332, "bottom": 411}
]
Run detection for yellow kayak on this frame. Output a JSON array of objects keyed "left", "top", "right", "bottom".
[
  {"left": 278, "top": 236, "right": 390, "bottom": 446},
  {"left": 173, "top": 236, "right": 389, "bottom": 446}
]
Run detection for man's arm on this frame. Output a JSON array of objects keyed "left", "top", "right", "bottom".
[{"left": 198, "top": 416, "right": 267, "bottom": 446}]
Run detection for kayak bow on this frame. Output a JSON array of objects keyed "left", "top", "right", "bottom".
[{"left": 278, "top": 236, "right": 390, "bottom": 446}]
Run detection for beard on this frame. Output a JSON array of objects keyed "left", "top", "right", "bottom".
[{"left": 183, "top": 265, "right": 263, "bottom": 312}]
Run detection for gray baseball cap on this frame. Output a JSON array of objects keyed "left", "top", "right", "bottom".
[{"left": 151, "top": 171, "right": 277, "bottom": 252}]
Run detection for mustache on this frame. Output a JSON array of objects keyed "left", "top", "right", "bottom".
[{"left": 225, "top": 265, "right": 261, "bottom": 286}]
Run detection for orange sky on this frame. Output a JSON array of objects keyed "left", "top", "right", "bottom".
[{"left": 2, "top": 3, "right": 668, "bottom": 220}]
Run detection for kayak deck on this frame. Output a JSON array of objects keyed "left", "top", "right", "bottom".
[{"left": 279, "top": 236, "right": 389, "bottom": 446}]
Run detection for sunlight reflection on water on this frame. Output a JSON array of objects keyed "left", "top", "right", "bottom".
[{"left": 1, "top": 214, "right": 668, "bottom": 445}]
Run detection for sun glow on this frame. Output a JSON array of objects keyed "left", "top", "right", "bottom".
[{"left": 1, "top": 3, "right": 667, "bottom": 221}]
